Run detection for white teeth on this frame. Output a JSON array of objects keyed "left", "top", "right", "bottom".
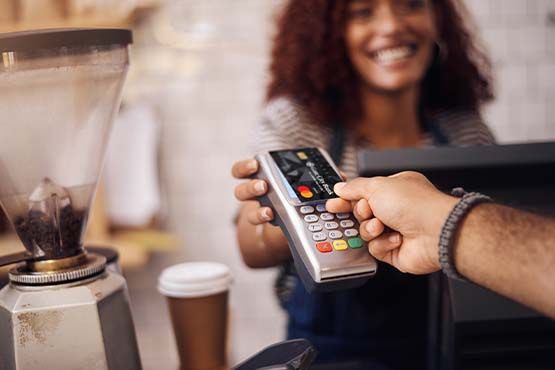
[{"left": 373, "top": 46, "right": 413, "bottom": 64}]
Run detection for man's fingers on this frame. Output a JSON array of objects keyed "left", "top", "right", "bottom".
[
  {"left": 231, "top": 159, "right": 259, "bottom": 179},
  {"left": 246, "top": 207, "right": 274, "bottom": 225},
  {"left": 359, "top": 218, "right": 385, "bottom": 241},
  {"left": 327, "top": 198, "right": 373, "bottom": 221},
  {"left": 367, "top": 232, "right": 403, "bottom": 263},
  {"left": 326, "top": 198, "right": 353, "bottom": 213},
  {"left": 334, "top": 177, "right": 384, "bottom": 201},
  {"left": 234, "top": 180, "right": 267, "bottom": 201},
  {"left": 389, "top": 170, "right": 424, "bottom": 181},
  {"left": 354, "top": 199, "right": 373, "bottom": 222}
]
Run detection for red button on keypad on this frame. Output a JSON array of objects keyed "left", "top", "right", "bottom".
[{"left": 316, "top": 242, "right": 333, "bottom": 253}]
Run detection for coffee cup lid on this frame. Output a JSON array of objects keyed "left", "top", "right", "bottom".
[{"left": 157, "top": 262, "right": 232, "bottom": 298}]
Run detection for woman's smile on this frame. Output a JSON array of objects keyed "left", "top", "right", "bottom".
[{"left": 367, "top": 43, "right": 418, "bottom": 66}]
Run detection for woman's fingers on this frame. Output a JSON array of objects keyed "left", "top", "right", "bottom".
[
  {"left": 246, "top": 207, "right": 274, "bottom": 225},
  {"left": 234, "top": 179, "right": 268, "bottom": 201},
  {"left": 231, "top": 159, "right": 259, "bottom": 179}
]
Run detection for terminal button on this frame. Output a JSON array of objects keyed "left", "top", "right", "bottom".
[
  {"left": 333, "top": 240, "right": 348, "bottom": 251},
  {"left": 312, "top": 232, "right": 326, "bottom": 241},
  {"left": 324, "top": 222, "right": 339, "bottom": 230},
  {"left": 340, "top": 220, "right": 355, "bottom": 228},
  {"left": 304, "top": 215, "right": 319, "bottom": 223},
  {"left": 320, "top": 213, "right": 334, "bottom": 221},
  {"left": 344, "top": 229, "right": 359, "bottom": 237},
  {"left": 316, "top": 204, "right": 327, "bottom": 212},
  {"left": 337, "top": 213, "right": 350, "bottom": 219},
  {"left": 300, "top": 206, "right": 315, "bottom": 214},
  {"left": 328, "top": 230, "right": 343, "bottom": 239},
  {"left": 348, "top": 238, "right": 364, "bottom": 249},
  {"left": 316, "top": 242, "right": 332, "bottom": 253},
  {"left": 308, "top": 223, "right": 323, "bottom": 232}
]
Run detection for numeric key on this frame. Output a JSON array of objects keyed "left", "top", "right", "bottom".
[
  {"left": 324, "top": 222, "right": 339, "bottom": 230},
  {"left": 340, "top": 220, "right": 354, "bottom": 228},
  {"left": 320, "top": 213, "right": 334, "bottom": 221},
  {"left": 308, "top": 223, "right": 323, "bottom": 232},
  {"left": 300, "top": 206, "right": 315, "bottom": 214},
  {"left": 328, "top": 230, "right": 343, "bottom": 239},
  {"left": 344, "top": 229, "right": 359, "bottom": 237},
  {"left": 304, "top": 215, "right": 319, "bottom": 223},
  {"left": 312, "top": 232, "right": 326, "bottom": 241}
]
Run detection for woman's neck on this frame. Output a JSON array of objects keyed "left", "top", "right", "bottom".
[{"left": 357, "top": 86, "right": 422, "bottom": 149}]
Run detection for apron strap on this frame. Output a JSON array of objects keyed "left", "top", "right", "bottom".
[
  {"left": 427, "top": 119, "right": 449, "bottom": 145},
  {"left": 329, "top": 124, "right": 345, "bottom": 165},
  {"left": 329, "top": 119, "right": 448, "bottom": 164}
]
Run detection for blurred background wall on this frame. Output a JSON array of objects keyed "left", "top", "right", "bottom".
[
  {"left": 467, "top": 0, "right": 555, "bottom": 142},
  {"left": 123, "top": 1, "right": 287, "bottom": 367},
  {"left": 0, "top": 1, "right": 553, "bottom": 369}
]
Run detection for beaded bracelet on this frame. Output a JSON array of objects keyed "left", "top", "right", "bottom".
[{"left": 438, "top": 188, "right": 493, "bottom": 281}]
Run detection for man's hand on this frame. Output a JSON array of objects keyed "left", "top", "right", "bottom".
[
  {"left": 327, "top": 171, "right": 458, "bottom": 274},
  {"left": 327, "top": 171, "right": 555, "bottom": 317}
]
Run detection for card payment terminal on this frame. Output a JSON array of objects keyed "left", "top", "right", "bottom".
[{"left": 255, "top": 148, "right": 377, "bottom": 292}]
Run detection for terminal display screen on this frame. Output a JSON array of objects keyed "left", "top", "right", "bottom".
[{"left": 270, "top": 148, "right": 342, "bottom": 202}]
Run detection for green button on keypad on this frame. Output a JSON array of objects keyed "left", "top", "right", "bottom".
[{"left": 348, "top": 237, "right": 363, "bottom": 249}]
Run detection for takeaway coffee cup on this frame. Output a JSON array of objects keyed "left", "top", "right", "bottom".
[{"left": 158, "top": 262, "right": 232, "bottom": 370}]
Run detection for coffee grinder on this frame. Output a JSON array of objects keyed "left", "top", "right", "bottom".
[{"left": 0, "top": 29, "right": 141, "bottom": 370}]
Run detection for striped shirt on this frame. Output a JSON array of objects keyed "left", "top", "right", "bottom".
[
  {"left": 251, "top": 96, "right": 495, "bottom": 179},
  {"left": 249, "top": 96, "right": 496, "bottom": 305}
]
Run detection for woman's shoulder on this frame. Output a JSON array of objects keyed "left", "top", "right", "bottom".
[
  {"left": 433, "top": 109, "right": 496, "bottom": 145},
  {"left": 262, "top": 96, "right": 314, "bottom": 129}
]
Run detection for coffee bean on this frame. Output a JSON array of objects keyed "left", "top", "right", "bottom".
[{"left": 14, "top": 206, "right": 85, "bottom": 260}]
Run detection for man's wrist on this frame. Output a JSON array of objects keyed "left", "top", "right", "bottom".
[
  {"left": 427, "top": 194, "right": 458, "bottom": 271},
  {"left": 438, "top": 189, "right": 493, "bottom": 280}
]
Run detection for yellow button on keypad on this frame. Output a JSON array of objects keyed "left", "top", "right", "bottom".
[{"left": 332, "top": 240, "right": 348, "bottom": 251}]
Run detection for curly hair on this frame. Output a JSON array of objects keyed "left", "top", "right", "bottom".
[{"left": 267, "top": 0, "right": 494, "bottom": 127}]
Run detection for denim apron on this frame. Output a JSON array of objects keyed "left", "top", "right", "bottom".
[{"left": 284, "top": 122, "right": 449, "bottom": 369}]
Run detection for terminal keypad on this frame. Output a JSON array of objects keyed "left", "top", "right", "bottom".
[{"left": 299, "top": 202, "right": 364, "bottom": 253}]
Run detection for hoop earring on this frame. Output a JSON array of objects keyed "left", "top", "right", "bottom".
[{"left": 435, "top": 40, "right": 448, "bottom": 64}]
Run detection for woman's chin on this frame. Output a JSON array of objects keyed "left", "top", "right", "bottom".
[{"left": 363, "top": 77, "right": 421, "bottom": 95}]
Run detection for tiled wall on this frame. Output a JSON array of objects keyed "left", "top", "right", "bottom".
[
  {"left": 126, "top": 1, "right": 287, "bottom": 367},
  {"left": 466, "top": 0, "right": 555, "bottom": 142},
  {"left": 126, "top": 1, "right": 555, "bottom": 368}
]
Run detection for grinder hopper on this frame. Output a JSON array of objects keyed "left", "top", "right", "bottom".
[
  {"left": 0, "top": 29, "right": 130, "bottom": 268},
  {"left": 0, "top": 29, "right": 142, "bottom": 370}
]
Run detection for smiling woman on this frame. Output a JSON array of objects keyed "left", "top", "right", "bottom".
[
  {"left": 267, "top": 0, "right": 493, "bottom": 129},
  {"left": 345, "top": 0, "right": 438, "bottom": 93},
  {"left": 231, "top": 0, "right": 495, "bottom": 368}
]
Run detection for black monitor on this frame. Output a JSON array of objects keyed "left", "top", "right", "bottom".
[{"left": 358, "top": 142, "right": 555, "bottom": 370}]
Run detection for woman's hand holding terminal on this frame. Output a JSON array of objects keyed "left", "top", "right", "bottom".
[{"left": 232, "top": 159, "right": 290, "bottom": 267}]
